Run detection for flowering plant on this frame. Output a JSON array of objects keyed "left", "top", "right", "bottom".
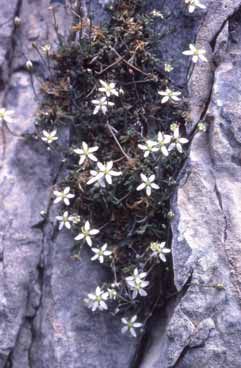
[{"left": 34, "top": 0, "right": 204, "bottom": 338}]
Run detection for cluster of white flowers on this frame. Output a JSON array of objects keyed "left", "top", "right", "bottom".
[
  {"left": 91, "top": 80, "right": 120, "bottom": 115},
  {"left": 126, "top": 268, "right": 150, "bottom": 299},
  {"left": 138, "top": 127, "right": 188, "bottom": 159},
  {"left": 35, "top": 2, "right": 208, "bottom": 340}
]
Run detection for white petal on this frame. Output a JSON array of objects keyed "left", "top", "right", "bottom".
[
  {"left": 140, "top": 173, "right": 147, "bottom": 182},
  {"left": 161, "top": 96, "right": 169, "bottom": 104},
  {"left": 86, "top": 236, "right": 92, "bottom": 247},
  {"left": 146, "top": 186, "right": 152, "bottom": 196},
  {"left": 75, "top": 233, "right": 84, "bottom": 240},
  {"left": 151, "top": 183, "right": 160, "bottom": 190},
  {"left": 105, "top": 174, "right": 112, "bottom": 185},
  {"left": 64, "top": 198, "right": 70, "bottom": 206},
  {"left": 137, "top": 183, "right": 146, "bottom": 191},
  {"left": 161, "top": 146, "right": 169, "bottom": 156},
  {"left": 79, "top": 155, "right": 86, "bottom": 165},
  {"left": 89, "top": 229, "right": 99, "bottom": 235}
]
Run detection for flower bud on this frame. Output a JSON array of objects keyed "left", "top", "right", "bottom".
[
  {"left": 26, "top": 60, "right": 33, "bottom": 71},
  {"left": 14, "top": 17, "right": 21, "bottom": 26}
]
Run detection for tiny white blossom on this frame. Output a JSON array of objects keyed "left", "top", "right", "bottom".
[
  {"left": 53, "top": 186, "right": 75, "bottom": 206},
  {"left": 158, "top": 88, "right": 181, "bottom": 104},
  {"left": 26, "top": 60, "right": 33, "bottom": 71},
  {"left": 73, "top": 141, "right": 99, "bottom": 165},
  {"left": 0, "top": 108, "right": 14, "bottom": 124},
  {"left": 137, "top": 173, "right": 160, "bottom": 197},
  {"left": 150, "top": 9, "right": 164, "bottom": 18},
  {"left": 91, "top": 243, "right": 112, "bottom": 263},
  {"left": 41, "top": 129, "right": 58, "bottom": 144},
  {"left": 56, "top": 211, "right": 74, "bottom": 230},
  {"left": 182, "top": 44, "right": 207, "bottom": 63},
  {"left": 91, "top": 96, "right": 114, "bottom": 115},
  {"left": 164, "top": 63, "right": 174, "bottom": 73},
  {"left": 138, "top": 140, "right": 159, "bottom": 158},
  {"left": 74, "top": 220, "right": 99, "bottom": 246},
  {"left": 156, "top": 131, "right": 172, "bottom": 156},
  {"left": 185, "top": 0, "right": 206, "bottom": 13},
  {"left": 85, "top": 286, "right": 109, "bottom": 311},
  {"left": 169, "top": 127, "right": 189, "bottom": 153},
  {"left": 150, "top": 241, "right": 171, "bottom": 262},
  {"left": 126, "top": 268, "right": 149, "bottom": 299},
  {"left": 14, "top": 17, "right": 21, "bottom": 26},
  {"left": 87, "top": 161, "right": 122, "bottom": 186},
  {"left": 98, "top": 80, "right": 119, "bottom": 97},
  {"left": 121, "top": 315, "right": 143, "bottom": 338},
  {"left": 119, "top": 87, "right": 125, "bottom": 95},
  {"left": 41, "top": 44, "right": 51, "bottom": 53},
  {"left": 107, "top": 288, "right": 117, "bottom": 300}
]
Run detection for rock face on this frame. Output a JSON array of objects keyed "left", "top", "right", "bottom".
[
  {"left": 0, "top": 1, "right": 241, "bottom": 368},
  {"left": 140, "top": 1, "right": 241, "bottom": 368}
]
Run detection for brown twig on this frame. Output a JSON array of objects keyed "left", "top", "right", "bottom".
[
  {"left": 110, "top": 47, "right": 151, "bottom": 77},
  {"left": 106, "top": 122, "right": 131, "bottom": 161}
]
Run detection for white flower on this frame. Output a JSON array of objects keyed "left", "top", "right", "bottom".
[
  {"left": 87, "top": 161, "right": 122, "bottom": 186},
  {"left": 150, "top": 9, "right": 164, "bottom": 18},
  {"left": 73, "top": 142, "right": 99, "bottom": 165},
  {"left": 169, "top": 127, "right": 189, "bottom": 153},
  {"left": 41, "top": 129, "right": 58, "bottom": 144},
  {"left": 158, "top": 88, "right": 181, "bottom": 104},
  {"left": 91, "top": 243, "right": 112, "bottom": 263},
  {"left": 98, "top": 80, "right": 119, "bottom": 97},
  {"left": 74, "top": 220, "right": 99, "bottom": 246},
  {"left": 121, "top": 315, "right": 143, "bottom": 338},
  {"left": 91, "top": 96, "right": 114, "bottom": 115},
  {"left": 182, "top": 44, "right": 207, "bottom": 63},
  {"left": 164, "top": 63, "right": 174, "bottom": 73},
  {"left": 56, "top": 211, "right": 74, "bottom": 230},
  {"left": 126, "top": 268, "right": 149, "bottom": 299},
  {"left": 0, "top": 108, "right": 14, "bottom": 124},
  {"left": 156, "top": 131, "right": 172, "bottom": 156},
  {"left": 150, "top": 241, "right": 171, "bottom": 262},
  {"left": 14, "top": 17, "right": 21, "bottom": 26},
  {"left": 26, "top": 60, "right": 33, "bottom": 71},
  {"left": 136, "top": 173, "right": 160, "bottom": 197},
  {"left": 85, "top": 286, "right": 109, "bottom": 311},
  {"left": 138, "top": 140, "right": 159, "bottom": 158},
  {"left": 53, "top": 186, "right": 75, "bottom": 206},
  {"left": 185, "top": 0, "right": 206, "bottom": 13},
  {"left": 41, "top": 44, "right": 51, "bottom": 53}
]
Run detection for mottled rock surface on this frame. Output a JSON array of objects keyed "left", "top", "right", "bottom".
[
  {"left": 0, "top": 1, "right": 137, "bottom": 367},
  {"left": 140, "top": 1, "right": 241, "bottom": 368},
  {"left": 1, "top": 0, "right": 241, "bottom": 368}
]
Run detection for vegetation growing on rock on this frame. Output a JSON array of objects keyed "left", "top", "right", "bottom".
[{"left": 29, "top": 0, "right": 206, "bottom": 337}]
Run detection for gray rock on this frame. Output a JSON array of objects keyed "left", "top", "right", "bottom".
[
  {"left": 0, "top": 1, "right": 138, "bottom": 367},
  {"left": 140, "top": 2, "right": 241, "bottom": 368}
]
